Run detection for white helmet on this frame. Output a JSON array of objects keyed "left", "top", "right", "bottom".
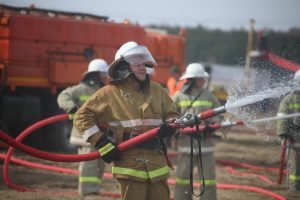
[
  {"left": 180, "top": 63, "right": 209, "bottom": 80},
  {"left": 115, "top": 41, "right": 138, "bottom": 60},
  {"left": 88, "top": 59, "right": 108, "bottom": 73},
  {"left": 294, "top": 69, "right": 300, "bottom": 81},
  {"left": 108, "top": 41, "right": 156, "bottom": 78}
]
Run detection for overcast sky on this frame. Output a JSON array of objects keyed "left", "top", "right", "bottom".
[{"left": 1, "top": 0, "right": 300, "bottom": 31}]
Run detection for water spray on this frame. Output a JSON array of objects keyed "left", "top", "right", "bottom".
[{"left": 253, "top": 113, "right": 300, "bottom": 123}]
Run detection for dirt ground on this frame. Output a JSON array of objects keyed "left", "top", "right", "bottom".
[{"left": 1, "top": 127, "right": 300, "bottom": 200}]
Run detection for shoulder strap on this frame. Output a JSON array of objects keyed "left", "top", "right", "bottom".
[{"left": 182, "top": 90, "right": 203, "bottom": 114}]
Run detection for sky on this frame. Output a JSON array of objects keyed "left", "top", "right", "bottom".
[{"left": 1, "top": 0, "right": 300, "bottom": 31}]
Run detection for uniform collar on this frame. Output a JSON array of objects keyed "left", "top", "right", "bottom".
[{"left": 120, "top": 75, "right": 150, "bottom": 93}]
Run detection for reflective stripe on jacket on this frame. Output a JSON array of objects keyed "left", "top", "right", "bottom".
[
  {"left": 172, "top": 88, "right": 221, "bottom": 151},
  {"left": 277, "top": 91, "right": 300, "bottom": 142},
  {"left": 74, "top": 76, "right": 179, "bottom": 182},
  {"left": 57, "top": 83, "right": 100, "bottom": 146}
]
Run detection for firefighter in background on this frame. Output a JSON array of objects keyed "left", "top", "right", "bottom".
[
  {"left": 74, "top": 41, "right": 179, "bottom": 200},
  {"left": 277, "top": 69, "right": 300, "bottom": 191},
  {"left": 172, "top": 63, "right": 221, "bottom": 200},
  {"left": 57, "top": 59, "right": 108, "bottom": 196},
  {"left": 167, "top": 65, "right": 185, "bottom": 96}
]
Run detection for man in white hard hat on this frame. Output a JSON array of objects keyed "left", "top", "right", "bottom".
[
  {"left": 172, "top": 63, "right": 221, "bottom": 200},
  {"left": 74, "top": 41, "right": 179, "bottom": 200},
  {"left": 277, "top": 69, "right": 300, "bottom": 191},
  {"left": 57, "top": 58, "right": 109, "bottom": 196}
]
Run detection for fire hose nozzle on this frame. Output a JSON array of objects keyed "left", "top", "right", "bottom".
[
  {"left": 173, "top": 106, "right": 227, "bottom": 129},
  {"left": 174, "top": 113, "right": 194, "bottom": 128},
  {"left": 197, "top": 106, "right": 227, "bottom": 120}
]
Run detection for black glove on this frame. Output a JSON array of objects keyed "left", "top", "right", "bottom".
[
  {"left": 157, "top": 122, "right": 177, "bottom": 138},
  {"left": 95, "top": 135, "right": 121, "bottom": 164}
]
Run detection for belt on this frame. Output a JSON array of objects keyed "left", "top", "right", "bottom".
[{"left": 123, "top": 132, "right": 161, "bottom": 150}]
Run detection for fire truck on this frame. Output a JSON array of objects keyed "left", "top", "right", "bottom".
[{"left": 0, "top": 4, "right": 186, "bottom": 152}]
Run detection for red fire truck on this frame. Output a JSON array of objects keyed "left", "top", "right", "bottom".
[{"left": 0, "top": 4, "right": 186, "bottom": 152}]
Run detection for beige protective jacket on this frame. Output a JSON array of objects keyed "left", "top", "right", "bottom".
[
  {"left": 277, "top": 91, "right": 300, "bottom": 142},
  {"left": 74, "top": 76, "right": 179, "bottom": 182},
  {"left": 172, "top": 88, "right": 221, "bottom": 154},
  {"left": 57, "top": 83, "right": 100, "bottom": 146}
]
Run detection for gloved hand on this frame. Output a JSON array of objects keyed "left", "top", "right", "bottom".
[
  {"left": 95, "top": 135, "right": 121, "bottom": 164},
  {"left": 157, "top": 121, "right": 177, "bottom": 138}
]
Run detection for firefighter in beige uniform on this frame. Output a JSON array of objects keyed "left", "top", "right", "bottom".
[
  {"left": 277, "top": 69, "right": 300, "bottom": 191},
  {"left": 173, "top": 63, "right": 221, "bottom": 200},
  {"left": 57, "top": 59, "right": 108, "bottom": 196},
  {"left": 74, "top": 41, "right": 179, "bottom": 200}
]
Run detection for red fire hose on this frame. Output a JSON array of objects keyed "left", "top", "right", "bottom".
[
  {"left": 0, "top": 154, "right": 286, "bottom": 200},
  {"left": 221, "top": 166, "right": 275, "bottom": 185},
  {"left": 0, "top": 107, "right": 286, "bottom": 199},
  {"left": 278, "top": 139, "right": 288, "bottom": 184},
  {"left": 217, "top": 160, "right": 286, "bottom": 175},
  {"left": 0, "top": 106, "right": 228, "bottom": 163}
]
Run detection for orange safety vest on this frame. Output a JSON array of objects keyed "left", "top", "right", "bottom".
[{"left": 167, "top": 77, "right": 186, "bottom": 96}]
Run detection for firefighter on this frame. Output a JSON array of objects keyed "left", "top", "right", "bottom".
[
  {"left": 57, "top": 59, "right": 108, "bottom": 196},
  {"left": 167, "top": 65, "right": 185, "bottom": 96},
  {"left": 74, "top": 41, "right": 179, "bottom": 200},
  {"left": 172, "top": 63, "right": 221, "bottom": 200},
  {"left": 277, "top": 69, "right": 300, "bottom": 191}
]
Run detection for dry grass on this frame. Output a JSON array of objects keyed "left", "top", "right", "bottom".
[{"left": 1, "top": 128, "right": 300, "bottom": 199}]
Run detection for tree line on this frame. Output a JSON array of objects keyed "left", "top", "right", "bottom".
[{"left": 151, "top": 25, "right": 300, "bottom": 66}]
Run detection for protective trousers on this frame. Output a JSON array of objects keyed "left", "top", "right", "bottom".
[
  {"left": 117, "top": 178, "right": 170, "bottom": 200},
  {"left": 174, "top": 152, "right": 217, "bottom": 200},
  {"left": 78, "top": 146, "right": 105, "bottom": 195},
  {"left": 287, "top": 143, "right": 300, "bottom": 191}
]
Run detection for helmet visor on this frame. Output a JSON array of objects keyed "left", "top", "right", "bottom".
[{"left": 122, "top": 45, "right": 157, "bottom": 67}]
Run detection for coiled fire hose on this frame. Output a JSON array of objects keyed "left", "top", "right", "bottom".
[
  {"left": 0, "top": 153, "right": 286, "bottom": 200},
  {"left": 0, "top": 106, "right": 286, "bottom": 199},
  {"left": 1, "top": 106, "right": 228, "bottom": 163}
]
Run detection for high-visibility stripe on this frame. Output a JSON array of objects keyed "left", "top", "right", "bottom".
[
  {"left": 176, "top": 177, "right": 190, "bottom": 185},
  {"left": 79, "top": 95, "right": 90, "bottom": 102},
  {"left": 112, "top": 166, "right": 169, "bottom": 179},
  {"left": 204, "top": 179, "right": 217, "bottom": 185},
  {"left": 178, "top": 146, "right": 214, "bottom": 154},
  {"left": 178, "top": 100, "right": 212, "bottom": 108},
  {"left": 112, "top": 167, "right": 148, "bottom": 179},
  {"left": 148, "top": 166, "right": 169, "bottom": 179},
  {"left": 289, "top": 175, "right": 300, "bottom": 182},
  {"left": 98, "top": 143, "right": 114, "bottom": 156},
  {"left": 83, "top": 125, "right": 100, "bottom": 141},
  {"left": 176, "top": 178, "right": 216, "bottom": 185},
  {"left": 288, "top": 103, "right": 300, "bottom": 109},
  {"left": 79, "top": 177, "right": 102, "bottom": 184},
  {"left": 108, "top": 119, "right": 162, "bottom": 128}
]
